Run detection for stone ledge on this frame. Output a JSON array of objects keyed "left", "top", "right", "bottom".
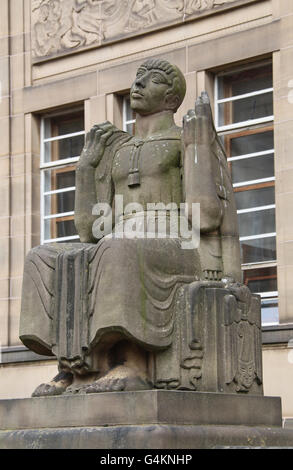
[
  {"left": 1, "top": 346, "right": 54, "bottom": 364},
  {"left": 284, "top": 419, "right": 293, "bottom": 429},
  {"left": 1, "top": 424, "right": 293, "bottom": 449},
  {"left": 0, "top": 390, "right": 283, "bottom": 431},
  {"left": 262, "top": 324, "right": 293, "bottom": 345}
]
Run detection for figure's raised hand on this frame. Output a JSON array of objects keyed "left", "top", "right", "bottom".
[
  {"left": 183, "top": 109, "right": 196, "bottom": 148},
  {"left": 78, "top": 121, "right": 122, "bottom": 169},
  {"left": 194, "top": 91, "right": 215, "bottom": 145},
  {"left": 183, "top": 92, "right": 215, "bottom": 149}
]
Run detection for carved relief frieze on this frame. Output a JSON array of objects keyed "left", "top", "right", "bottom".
[
  {"left": 31, "top": 0, "right": 247, "bottom": 60},
  {"left": 224, "top": 287, "right": 263, "bottom": 393}
]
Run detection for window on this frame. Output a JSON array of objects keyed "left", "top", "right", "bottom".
[
  {"left": 123, "top": 96, "right": 136, "bottom": 134},
  {"left": 124, "top": 77, "right": 278, "bottom": 324},
  {"left": 215, "top": 61, "right": 278, "bottom": 325},
  {"left": 40, "top": 109, "right": 85, "bottom": 243}
]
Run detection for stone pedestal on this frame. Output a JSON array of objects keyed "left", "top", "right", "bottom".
[{"left": 1, "top": 390, "right": 293, "bottom": 449}]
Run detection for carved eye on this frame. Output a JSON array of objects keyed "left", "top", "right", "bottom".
[
  {"left": 152, "top": 72, "right": 167, "bottom": 84},
  {"left": 136, "top": 68, "right": 147, "bottom": 79}
]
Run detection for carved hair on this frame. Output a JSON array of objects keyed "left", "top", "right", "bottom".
[{"left": 138, "top": 58, "right": 186, "bottom": 111}]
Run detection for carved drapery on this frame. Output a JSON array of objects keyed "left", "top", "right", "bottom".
[{"left": 31, "top": 0, "right": 242, "bottom": 60}]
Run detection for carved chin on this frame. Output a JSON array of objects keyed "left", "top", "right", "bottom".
[{"left": 130, "top": 97, "right": 147, "bottom": 109}]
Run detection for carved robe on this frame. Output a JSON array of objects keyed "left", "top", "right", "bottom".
[
  {"left": 20, "top": 123, "right": 243, "bottom": 390},
  {"left": 20, "top": 128, "right": 203, "bottom": 385}
]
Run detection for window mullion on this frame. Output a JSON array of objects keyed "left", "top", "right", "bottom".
[
  {"left": 217, "top": 87, "right": 273, "bottom": 104},
  {"left": 228, "top": 149, "right": 274, "bottom": 161},
  {"left": 43, "top": 130, "right": 85, "bottom": 143}
]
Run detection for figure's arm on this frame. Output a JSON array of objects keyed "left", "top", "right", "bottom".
[
  {"left": 75, "top": 124, "right": 111, "bottom": 243},
  {"left": 182, "top": 92, "right": 223, "bottom": 233},
  {"left": 75, "top": 121, "right": 131, "bottom": 243}
]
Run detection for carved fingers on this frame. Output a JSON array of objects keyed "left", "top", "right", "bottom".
[
  {"left": 182, "top": 109, "right": 196, "bottom": 147},
  {"left": 183, "top": 92, "right": 215, "bottom": 149},
  {"left": 203, "top": 270, "right": 223, "bottom": 281},
  {"left": 80, "top": 121, "right": 122, "bottom": 168},
  {"left": 195, "top": 91, "right": 212, "bottom": 120},
  {"left": 194, "top": 91, "right": 214, "bottom": 145}
]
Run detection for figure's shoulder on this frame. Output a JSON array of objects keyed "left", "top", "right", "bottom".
[
  {"left": 161, "top": 125, "right": 182, "bottom": 140},
  {"left": 167, "top": 125, "right": 182, "bottom": 140},
  {"left": 147, "top": 125, "right": 182, "bottom": 143}
]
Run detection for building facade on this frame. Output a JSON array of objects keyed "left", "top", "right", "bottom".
[{"left": 0, "top": 0, "right": 293, "bottom": 421}]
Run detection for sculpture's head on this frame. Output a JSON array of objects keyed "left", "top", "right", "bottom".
[{"left": 130, "top": 58, "right": 186, "bottom": 116}]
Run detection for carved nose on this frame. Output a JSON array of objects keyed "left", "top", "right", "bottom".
[{"left": 135, "top": 76, "right": 146, "bottom": 88}]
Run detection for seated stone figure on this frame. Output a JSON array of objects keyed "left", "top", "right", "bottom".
[{"left": 19, "top": 58, "right": 262, "bottom": 397}]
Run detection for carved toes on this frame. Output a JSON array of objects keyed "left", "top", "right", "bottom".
[
  {"left": 84, "top": 378, "right": 126, "bottom": 394},
  {"left": 32, "top": 383, "right": 64, "bottom": 397},
  {"left": 32, "top": 371, "right": 73, "bottom": 397}
]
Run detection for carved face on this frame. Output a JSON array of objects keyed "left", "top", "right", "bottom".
[{"left": 130, "top": 67, "right": 176, "bottom": 116}]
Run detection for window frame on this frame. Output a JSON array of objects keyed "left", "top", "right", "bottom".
[
  {"left": 214, "top": 60, "right": 278, "bottom": 325},
  {"left": 123, "top": 95, "right": 136, "bottom": 134},
  {"left": 40, "top": 108, "right": 85, "bottom": 244}
]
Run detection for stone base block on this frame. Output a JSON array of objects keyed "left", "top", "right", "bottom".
[
  {"left": 2, "top": 424, "right": 293, "bottom": 449},
  {"left": 1, "top": 390, "right": 293, "bottom": 449}
]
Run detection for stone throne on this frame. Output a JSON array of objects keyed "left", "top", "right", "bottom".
[{"left": 2, "top": 58, "right": 292, "bottom": 449}]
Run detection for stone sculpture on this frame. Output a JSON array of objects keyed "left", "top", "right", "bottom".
[{"left": 19, "top": 58, "right": 263, "bottom": 397}]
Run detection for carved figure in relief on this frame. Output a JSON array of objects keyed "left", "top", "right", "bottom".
[
  {"left": 32, "top": 0, "right": 238, "bottom": 58},
  {"left": 224, "top": 285, "right": 262, "bottom": 392},
  {"left": 73, "top": 0, "right": 104, "bottom": 45},
  {"left": 33, "top": 0, "right": 103, "bottom": 56},
  {"left": 126, "top": 0, "right": 157, "bottom": 31},
  {"left": 162, "top": 0, "right": 214, "bottom": 15},
  {"left": 33, "top": 1, "right": 62, "bottom": 56}
]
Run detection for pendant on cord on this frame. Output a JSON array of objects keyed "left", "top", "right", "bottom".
[{"left": 128, "top": 140, "right": 144, "bottom": 187}]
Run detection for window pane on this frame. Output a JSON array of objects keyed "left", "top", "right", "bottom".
[
  {"left": 261, "top": 299, "right": 279, "bottom": 325},
  {"left": 44, "top": 217, "right": 77, "bottom": 240},
  {"left": 125, "top": 97, "right": 133, "bottom": 122},
  {"left": 231, "top": 154, "right": 274, "bottom": 184},
  {"left": 44, "top": 190, "right": 75, "bottom": 216},
  {"left": 241, "top": 236, "right": 276, "bottom": 264},
  {"left": 124, "top": 96, "right": 136, "bottom": 134},
  {"left": 244, "top": 266, "right": 277, "bottom": 293},
  {"left": 44, "top": 134, "right": 84, "bottom": 163},
  {"left": 56, "top": 170, "right": 76, "bottom": 189},
  {"left": 44, "top": 167, "right": 75, "bottom": 192},
  {"left": 42, "top": 111, "right": 83, "bottom": 243},
  {"left": 235, "top": 186, "right": 275, "bottom": 210},
  {"left": 235, "top": 187, "right": 275, "bottom": 210},
  {"left": 238, "top": 209, "right": 275, "bottom": 237},
  {"left": 126, "top": 122, "right": 136, "bottom": 135},
  {"left": 217, "top": 64, "right": 273, "bottom": 99},
  {"left": 229, "top": 131, "right": 274, "bottom": 157},
  {"left": 218, "top": 92, "right": 273, "bottom": 126},
  {"left": 56, "top": 219, "right": 77, "bottom": 239},
  {"left": 45, "top": 113, "right": 84, "bottom": 138},
  {"left": 57, "top": 191, "right": 75, "bottom": 213}
]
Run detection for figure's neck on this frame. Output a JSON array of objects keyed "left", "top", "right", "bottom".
[{"left": 134, "top": 110, "right": 176, "bottom": 139}]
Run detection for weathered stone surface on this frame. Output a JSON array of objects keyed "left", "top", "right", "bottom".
[
  {"left": 2, "top": 424, "right": 293, "bottom": 449},
  {"left": 0, "top": 391, "right": 282, "bottom": 430},
  {"left": 19, "top": 58, "right": 259, "bottom": 399},
  {"left": 1, "top": 390, "right": 293, "bottom": 449},
  {"left": 31, "top": 0, "right": 256, "bottom": 61}
]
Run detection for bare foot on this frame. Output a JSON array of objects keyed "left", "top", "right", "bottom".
[
  {"left": 32, "top": 371, "right": 73, "bottom": 397},
  {"left": 82, "top": 365, "right": 152, "bottom": 394}
]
